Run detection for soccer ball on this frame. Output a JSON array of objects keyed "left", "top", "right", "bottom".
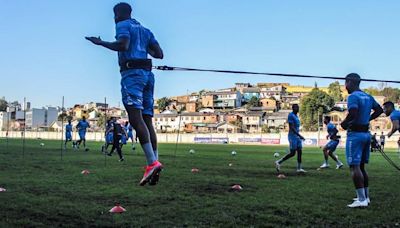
[
  {"left": 231, "top": 151, "right": 237, "bottom": 156},
  {"left": 189, "top": 149, "right": 195, "bottom": 154},
  {"left": 40, "top": 143, "right": 45, "bottom": 147},
  {"left": 273, "top": 152, "right": 280, "bottom": 158}
]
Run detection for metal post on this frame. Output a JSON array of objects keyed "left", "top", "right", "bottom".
[
  {"left": 104, "top": 97, "right": 107, "bottom": 167},
  {"left": 22, "top": 97, "right": 26, "bottom": 159},
  {"left": 60, "top": 96, "right": 65, "bottom": 160}
]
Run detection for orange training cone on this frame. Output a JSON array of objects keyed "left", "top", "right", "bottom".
[
  {"left": 231, "top": 184, "right": 243, "bottom": 191},
  {"left": 109, "top": 203, "right": 126, "bottom": 213},
  {"left": 81, "top": 170, "right": 90, "bottom": 175},
  {"left": 191, "top": 168, "right": 199, "bottom": 173}
]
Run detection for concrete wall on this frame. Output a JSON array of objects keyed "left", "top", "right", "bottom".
[{"left": 1, "top": 131, "right": 399, "bottom": 148}]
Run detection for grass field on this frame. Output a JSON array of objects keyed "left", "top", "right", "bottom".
[{"left": 0, "top": 138, "right": 399, "bottom": 227}]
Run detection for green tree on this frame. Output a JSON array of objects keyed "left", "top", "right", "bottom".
[
  {"left": 0, "top": 99, "right": 7, "bottom": 111},
  {"left": 97, "top": 113, "right": 107, "bottom": 130},
  {"left": 247, "top": 96, "right": 260, "bottom": 107},
  {"left": 381, "top": 87, "right": 400, "bottom": 102},
  {"left": 157, "top": 97, "right": 171, "bottom": 112},
  {"left": 364, "top": 87, "right": 381, "bottom": 96},
  {"left": 300, "top": 88, "right": 335, "bottom": 131},
  {"left": 328, "top": 81, "right": 343, "bottom": 102}
]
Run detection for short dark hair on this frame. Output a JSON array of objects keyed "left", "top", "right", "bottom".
[
  {"left": 114, "top": 2, "right": 132, "bottom": 15},
  {"left": 345, "top": 73, "right": 361, "bottom": 85},
  {"left": 383, "top": 101, "right": 395, "bottom": 109},
  {"left": 324, "top": 115, "right": 331, "bottom": 122},
  {"left": 292, "top": 104, "right": 299, "bottom": 109}
]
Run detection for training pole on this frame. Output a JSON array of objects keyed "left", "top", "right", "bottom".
[
  {"left": 60, "top": 96, "right": 65, "bottom": 160},
  {"left": 104, "top": 97, "right": 107, "bottom": 167},
  {"left": 22, "top": 97, "right": 26, "bottom": 159},
  {"left": 6, "top": 102, "right": 10, "bottom": 152},
  {"left": 173, "top": 111, "right": 182, "bottom": 164}
]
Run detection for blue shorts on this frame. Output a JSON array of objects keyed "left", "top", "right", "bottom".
[
  {"left": 128, "top": 131, "right": 133, "bottom": 140},
  {"left": 65, "top": 132, "right": 72, "bottom": 141},
  {"left": 289, "top": 136, "right": 302, "bottom": 150},
  {"left": 346, "top": 132, "right": 371, "bottom": 166},
  {"left": 121, "top": 72, "right": 155, "bottom": 116},
  {"left": 106, "top": 133, "right": 113, "bottom": 144},
  {"left": 325, "top": 140, "right": 339, "bottom": 152},
  {"left": 121, "top": 135, "right": 127, "bottom": 145},
  {"left": 79, "top": 131, "right": 86, "bottom": 140}
]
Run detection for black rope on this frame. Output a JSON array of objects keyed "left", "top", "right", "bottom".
[
  {"left": 375, "top": 145, "right": 400, "bottom": 171},
  {"left": 154, "top": 66, "right": 400, "bottom": 84}
]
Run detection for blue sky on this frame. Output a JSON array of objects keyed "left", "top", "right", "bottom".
[{"left": 1, "top": 0, "right": 399, "bottom": 108}]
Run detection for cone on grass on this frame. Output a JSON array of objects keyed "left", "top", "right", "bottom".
[
  {"left": 277, "top": 174, "right": 286, "bottom": 179},
  {"left": 109, "top": 203, "right": 126, "bottom": 213},
  {"left": 0, "top": 187, "right": 6, "bottom": 192},
  {"left": 231, "top": 184, "right": 243, "bottom": 191},
  {"left": 191, "top": 168, "right": 199, "bottom": 173},
  {"left": 81, "top": 170, "right": 90, "bottom": 175}
]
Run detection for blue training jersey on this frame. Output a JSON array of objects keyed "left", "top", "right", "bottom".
[
  {"left": 347, "top": 90, "right": 380, "bottom": 126},
  {"left": 65, "top": 124, "right": 72, "bottom": 133},
  {"left": 77, "top": 120, "right": 90, "bottom": 132},
  {"left": 390, "top": 110, "right": 400, "bottom": 132},
  {"left": 115, "top": 19, "right": 159, "bottom": 77},
  {"left": 288, "top": 112, "right": 300, "bottom": 137},
  {"left": 327, "top": 122, "right": 338, "bottom": 139}
]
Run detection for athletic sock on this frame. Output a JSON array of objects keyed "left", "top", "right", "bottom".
[
  {"left": 154, "top": 149, "right": 158, "bottom": 160},
  {"left": 365, "top": 187, "right": 369, "bottom": 199},
  {"left": 325, "top": 160, "right": 328, "bottom": 165},
  {"left": 142, "top": 143, "right": 156, "bottom": 165},
  {"left": 356, "top": 188, "right": 366, "bottom": 201},
  {"left": 297, "top": 163, "right": 302, "bottom": 170}
]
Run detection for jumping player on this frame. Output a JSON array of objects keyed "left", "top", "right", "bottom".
[
  {"left": 86, "top": 2, "right": 164, "bottom": 185},
  {"left": 319, "top": 116, "right": 344, "bottom": 169},
  {"left": 275, "top": 104, "right": 306, "bottom": 173},
  {"left": 383, "top": 101, "right": 400, "bottom": 156},
  {"left": 64, "top": 119, "right": 73, "bottom": 149},
  {"left": 340, "top": 73, "right": 383, "bottom": 208},
  {"left": 76, "top": 116, "right": 90, "bottom": 151}
]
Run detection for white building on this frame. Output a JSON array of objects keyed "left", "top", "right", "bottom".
[
  {"left": 0, "top": 111, "right": 10, "bottom": 130},
  {"left": 25, "top": 107, "right": 58, "bottom": 129}
]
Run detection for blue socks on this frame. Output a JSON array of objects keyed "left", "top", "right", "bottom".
[
  {"left": 365, "top": 187, "right": 369, "bottom": 199},
  {"left": 142, "top": 143, "right": 156, "bottom": 165},
  {"left": 356, "top": 188, "right": 366, "bottom": 201}
]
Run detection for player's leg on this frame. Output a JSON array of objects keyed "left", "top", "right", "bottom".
[
  {"left": 296, "top": 140, "right": 306, "bottom": 172},
  {"left": 328, "top": 141, "right": 343, "bottom": 169},
  {"left": 275, "top": 138, "right": 296, "bottom": 172},
  {"left": 360, "top": 134, "right": 371, "bottom": 203},
  {"left": 346, "top": 133, "right": 368, "bottom": 207},
  {"left": 320, "top": 145, "right": 330, "bottom": 168},
  {"left": 116, "top": 135, "right": 124, "bottom": 161},
  {"left": 122, "top": 74, "right": 161, "bottom": 186},
  {"left": 143, "top": 115, "right": 157, "bottom": 159}
]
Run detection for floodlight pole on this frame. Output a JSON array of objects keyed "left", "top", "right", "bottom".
[{"left": 60, "top": 96, "right": 65, "bottom": 160}]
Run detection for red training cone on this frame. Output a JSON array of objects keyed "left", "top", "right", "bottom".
[
  {"left": 191, "top": 168, "right": 199, "bottom": 173},
  {"left": 109, "top": 203, "right": 126, "bottom": 213},
  {"left": 231, "top": 184, "right": 243, "bottom": 191},
  {"left": 81, "top": 170, "right": 90, "bottom": 175},
  {"left": 0, "top": 187, "right": 6, "bottom": 192}
]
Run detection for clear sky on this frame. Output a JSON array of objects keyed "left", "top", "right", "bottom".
[{"left": 1, "top": 0, "right": 399, "bottom": 108}]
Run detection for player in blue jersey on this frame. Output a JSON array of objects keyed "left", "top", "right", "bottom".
[
  {"left": 124, "top": 121, "right": 136, "bottom": 150},
  {"left": 340, "top": 73, "right": 383, "bottom": 208},
  {"left": 383, "top": 101, "right": 400, "bottom": 156},
  {"left": 64, "top": 119, "right": 73, "bottom": 149},
  {"left": 86, "top": 2, "right": 164, "bottom": 185},
  {"left": 275, "top": 104, "right": 307, "bottom": 173},
  {"left": 102, "top": 118, "right": 114, "bottom": 153},
  {"left": 319, "top": 116, "right": 344, "bottom": 169},
  {"left": 75, "top": 116, "right": 90, "bottom": 151}
]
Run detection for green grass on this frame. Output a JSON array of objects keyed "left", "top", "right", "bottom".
[{"left": 0, "top": 138, "right": 400, "bottom": 227}]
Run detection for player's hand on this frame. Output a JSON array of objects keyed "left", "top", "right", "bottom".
[
  {"left": 340, "top": 122, "right": 348, "bottom": 130},
  {"left": 85, "top": 36, "right": 103, "bottom": 45},
  {"left": 300, "top": 136, "right": 305, "bottom": 141}
]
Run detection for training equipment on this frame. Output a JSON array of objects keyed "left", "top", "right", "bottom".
[
  {"left": 0, "top": 188, "right": 6, "bottom": 192},
  {"left": 189, "top": 149, "right": 195, "bottom": 154},
  {"left": 40, "top": 143, "right": 45, "bottom": 147},
  {"left": 273, "top": 152, "right": 280, "bottom": 158},
  {"left": 81, "top": 170, "right": 90, "bottom": 175},
  {"left": 277, "top": 174, "right": 286, "bottom": 179},
  {"left": 228, "top": 163, "right": 233, "bottom": 167},
  {"left": 191, "top": 168, "right": 199, "bottom": 173},
  {"left": 231, "top": 151, "right": 237, "bottom": 156},
  {"left": 109, "top": 203, "right": 126, "bottom": 213},
  {"left": 347, "top": 200, "right": 368, "bottom": 208},
  {"left": 231, "top": 184, "right": 243, "bottom": 191}
]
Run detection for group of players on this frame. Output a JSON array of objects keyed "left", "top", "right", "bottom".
[
  {"left": 84, "top": 3, "right": 400, "bottom": 203},
  {"left": 64, "top": 116, "right": 137, "bottom": 161},
  {"left": 275, "top": 74, "right": 400, "bottom": 208}
]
